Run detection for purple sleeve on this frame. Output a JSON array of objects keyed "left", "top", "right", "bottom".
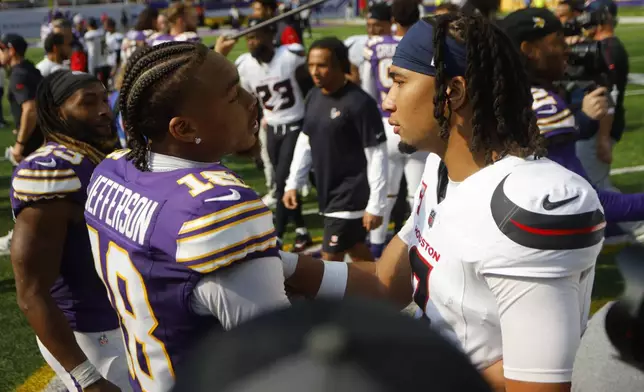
[
  {"left": 548, "top": 142, "right": 644, "bottom": 223},
  {"left": 10, "top": 144, "right": 95, "bottom": 217},
  {"left": 173, "top": 184, "right": 279, "bottom": 274}
]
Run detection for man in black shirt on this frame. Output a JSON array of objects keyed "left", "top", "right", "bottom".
[
  {"left": 283, "top": 37, "right": 388, "bottom": 262},
  {"left": 0, "top": 34, "right": 44, "bottom": 163},
  {"left": 575, "top": 0, "right": 629, "bottom": 190}
]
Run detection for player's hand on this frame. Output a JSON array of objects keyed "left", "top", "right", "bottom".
[
  {"left": 597, "top": 137, "right": 613, "bottom": 164},
  {"left": 83, "top": 378, "right": 121, "bottom": 392},
  {"left": 282, "top": 190, "right": 298, "bottom": 210},
  {"left": 214, "top": 35, "right": 237, "bottom": 57},
  {"left": 565, "top": 35, "right": 585, "bottom": 45},
  {"left": 582, "top": 87, "right": 609, "bottom": 120},
  {"left": 363, "top": 213, "right": 383, "bottom": 231},
  {"left": 10, "top": 144, "right": 24, "bottom": 165}
]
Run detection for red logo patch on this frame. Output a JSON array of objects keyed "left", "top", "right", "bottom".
[
  {"left": 427, "top": 209, "right": 436, "bottom": 228},
  {"left": 15, "top": 83, "right": 24, "bottom": 90}
]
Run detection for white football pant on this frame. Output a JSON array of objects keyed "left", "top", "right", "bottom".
[
  {"left": 37, "top": 328, "right": 131, "bottom": 391},
  {"left": 370, "top": 120, "right": 428, "bottom": 245}
]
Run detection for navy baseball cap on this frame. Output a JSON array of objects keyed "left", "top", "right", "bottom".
[
  {"left": 0, "top": 33, "right": 28, "bottom": 55},
  {"left": 172, "top": 298, "right": 492, "bottom": 392},
  {"left": 586, "top": 0, "right": 617, "bottom": 17}
]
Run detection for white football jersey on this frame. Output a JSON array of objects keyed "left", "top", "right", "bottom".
[
  {"left": 105, "top": 31, "right": 124, "bottom": 68},
  {"left": 399, "top": 154, "right": 605, "bottom": 371},
  {"left": 344, "top": 34, "right": 369, "bottom": 83},
  {"left": 84, "top": 29, "right": 109, "bottom": 70},
  {"left": 235, "top": 44, "right": 306, "bottom": 126}
]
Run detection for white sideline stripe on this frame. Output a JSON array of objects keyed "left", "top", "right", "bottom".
[
  {"left": 625, "top": 89, "right": 644, "bottom": 96},
  {"left": 610, "top": 165, "right": 644, "bottom": 175}
]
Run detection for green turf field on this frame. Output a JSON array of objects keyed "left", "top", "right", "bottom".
[{"left": 1, "top": 22, "right": 644, "bottom": 391}]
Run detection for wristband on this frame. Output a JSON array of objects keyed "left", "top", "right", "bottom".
[
  {"left": 317, "top": 261, "right": 348, "bottom": 298},
  {"left": 279, "top": 250, "right": 298, "bottom": 279},
  {"left": 69, "top": 359, "right": 102, "bottom": 389},
  {"left": 15, "top": 140, "right": 24, "bottom": 145}
]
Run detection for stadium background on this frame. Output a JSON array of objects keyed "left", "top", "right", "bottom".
[{"left": 0, "top": 2, "right": 644, "bottom": 391}]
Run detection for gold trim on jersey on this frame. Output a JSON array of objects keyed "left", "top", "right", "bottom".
[
  {"left": 12, "top": 176, "right": 81, "bottom": 196},
  {"left": 188, "top": 236, "right": 278, "bottom": 274},
  {"left": 178, "top": 199, "right": 265, "bottom": 235},
  {"left": 16, "top": 169, "right": 76, "bottom": 178}
]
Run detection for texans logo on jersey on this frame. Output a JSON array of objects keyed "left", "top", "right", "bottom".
[{"left": 428, "top": 209, "right": 436, "bottom": 228}]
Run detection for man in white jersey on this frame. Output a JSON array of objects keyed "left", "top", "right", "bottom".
[
  {"left": 236, "top": 18, "right": 312, "bottom": 251},
  {"left": 363, "top": 0, "right": 428, "bottom": 257},
  {"left": 36, "top": 32, "right": 71, "bottom": 77},
  {"left": 279, "top": 14, "right": 605, "bottom": 392},
  {"left": 84, "top": 18, "right": 110, "bottom": 87},
  {"left": 104, "top": 18, "right": 123, "bottom": 79}
]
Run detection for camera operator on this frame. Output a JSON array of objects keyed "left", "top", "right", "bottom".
[
  {"left": 502, "top": 7, "right": 644, "bottom": 236},
  {"left": 573, "top": 0, "right": 628, "bottom": 190}
]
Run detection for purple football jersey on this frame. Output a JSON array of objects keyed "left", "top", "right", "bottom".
[
  {"left": 84, "top": 150, "right": 279, "bottom": 392},
  {"left": 364, "top": 35, "right": 401, "bottom": 118},
  {"left": 9, "top": 142, "right": 119, "bottom": 333},
  {"left": 531, "top": 87, "right": 578, "bottom": 137}
]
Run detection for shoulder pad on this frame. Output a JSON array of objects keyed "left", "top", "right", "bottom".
[
  {"left": 174, "top": 170, "right": 278, "bottom": 274},
  {"left": 343, "top": 34, "right": 368, "bottom": 48},
  {"left": 127, "top": 30, "right": 146, "bottom": 41},
  {"left": 285, "top": 43, "right": 305, "bottom": 56},
  {"left": 489, "top": 158, "right": 604, "bottom": 251},
  {"left": 366, "top": 36, "right": 384, "bottom": 47},
  {"left": 106, "top": 149, "right": 130, "bottom": 161},
  {"left": 457, "top": 159, "right": 605, "bottom": 277},
  {"left": 531, "top": 88, "right": 576, "bottom": 136},
  {"left": 176, "top": 31, "right": 200, "bottom": 42},
  {"left": 12, "top": 144, "right": 91, "bottom": 203},
  {"left": 235, "top": 52, "right": 252, "bottom": 68}
]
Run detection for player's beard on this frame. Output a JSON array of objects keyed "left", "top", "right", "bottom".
[
  {"left": 250, "top": 43, "right": 271, "bottom": 61},
  {"left": 398, "top": 141, "right": 418, "bottom": 154},
  {"left": 66, "top": 116, "right": 119, "bottom": 155}
]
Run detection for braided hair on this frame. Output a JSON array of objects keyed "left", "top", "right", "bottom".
[
  {"left": 36, "top": 72, "right": 106, "bottom": 164},
  {"left": 430, "top": 13, "right": 545, "bottom": 163},
  {"left": 119, "top": 41, "right": 210, "bottom": 171}
]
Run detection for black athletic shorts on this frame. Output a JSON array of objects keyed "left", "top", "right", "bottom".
[{"left": 322, "top": 217, "right": 366, "bottom": 254}]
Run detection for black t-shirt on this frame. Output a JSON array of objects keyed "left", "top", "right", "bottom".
[
  {"left": 9, "top": 60, "right": 44, "bottom": 155},
  {"left": 601, "top": 36, "right": 628, "bottom": 141},
  {"left": 303, "top": 82, "right": 386, "bottom": 214}
]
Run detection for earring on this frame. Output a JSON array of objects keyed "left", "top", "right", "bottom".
[{"left": 194, "top": 137, "right": 202, "bottom": 145}]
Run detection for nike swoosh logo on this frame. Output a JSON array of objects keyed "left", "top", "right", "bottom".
[
  {"left": 204, "top": 189, "right": 241, "bottom": 203},
  {"left": 35, "top": 158, "right": 56, "bottom": 168},
  {"left": 490, "top": 174, "right": 605, "bottom": 250},
  {"left": 542, "top": 194, "right": 579, "bottom": 210}
]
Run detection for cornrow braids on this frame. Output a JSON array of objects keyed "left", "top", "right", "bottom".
[
  {"left": 36, "top": 72, "right": 107, "bottom": 164},
  {"left": 119, "top": 41, "right": 209, "bottom": 171},
  {"left": 430, "top": 14, "right": 545, "bottom": 164}
]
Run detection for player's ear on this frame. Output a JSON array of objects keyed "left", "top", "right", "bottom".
[
  {"left": 519, "top": 41, "right": 537, "bottom": 60},
  {"left": 446, "top": 76, "right": 467, "bottom": 111},
  {"left": 168, "top": 117, "right": 198, "bottom": 143}
]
